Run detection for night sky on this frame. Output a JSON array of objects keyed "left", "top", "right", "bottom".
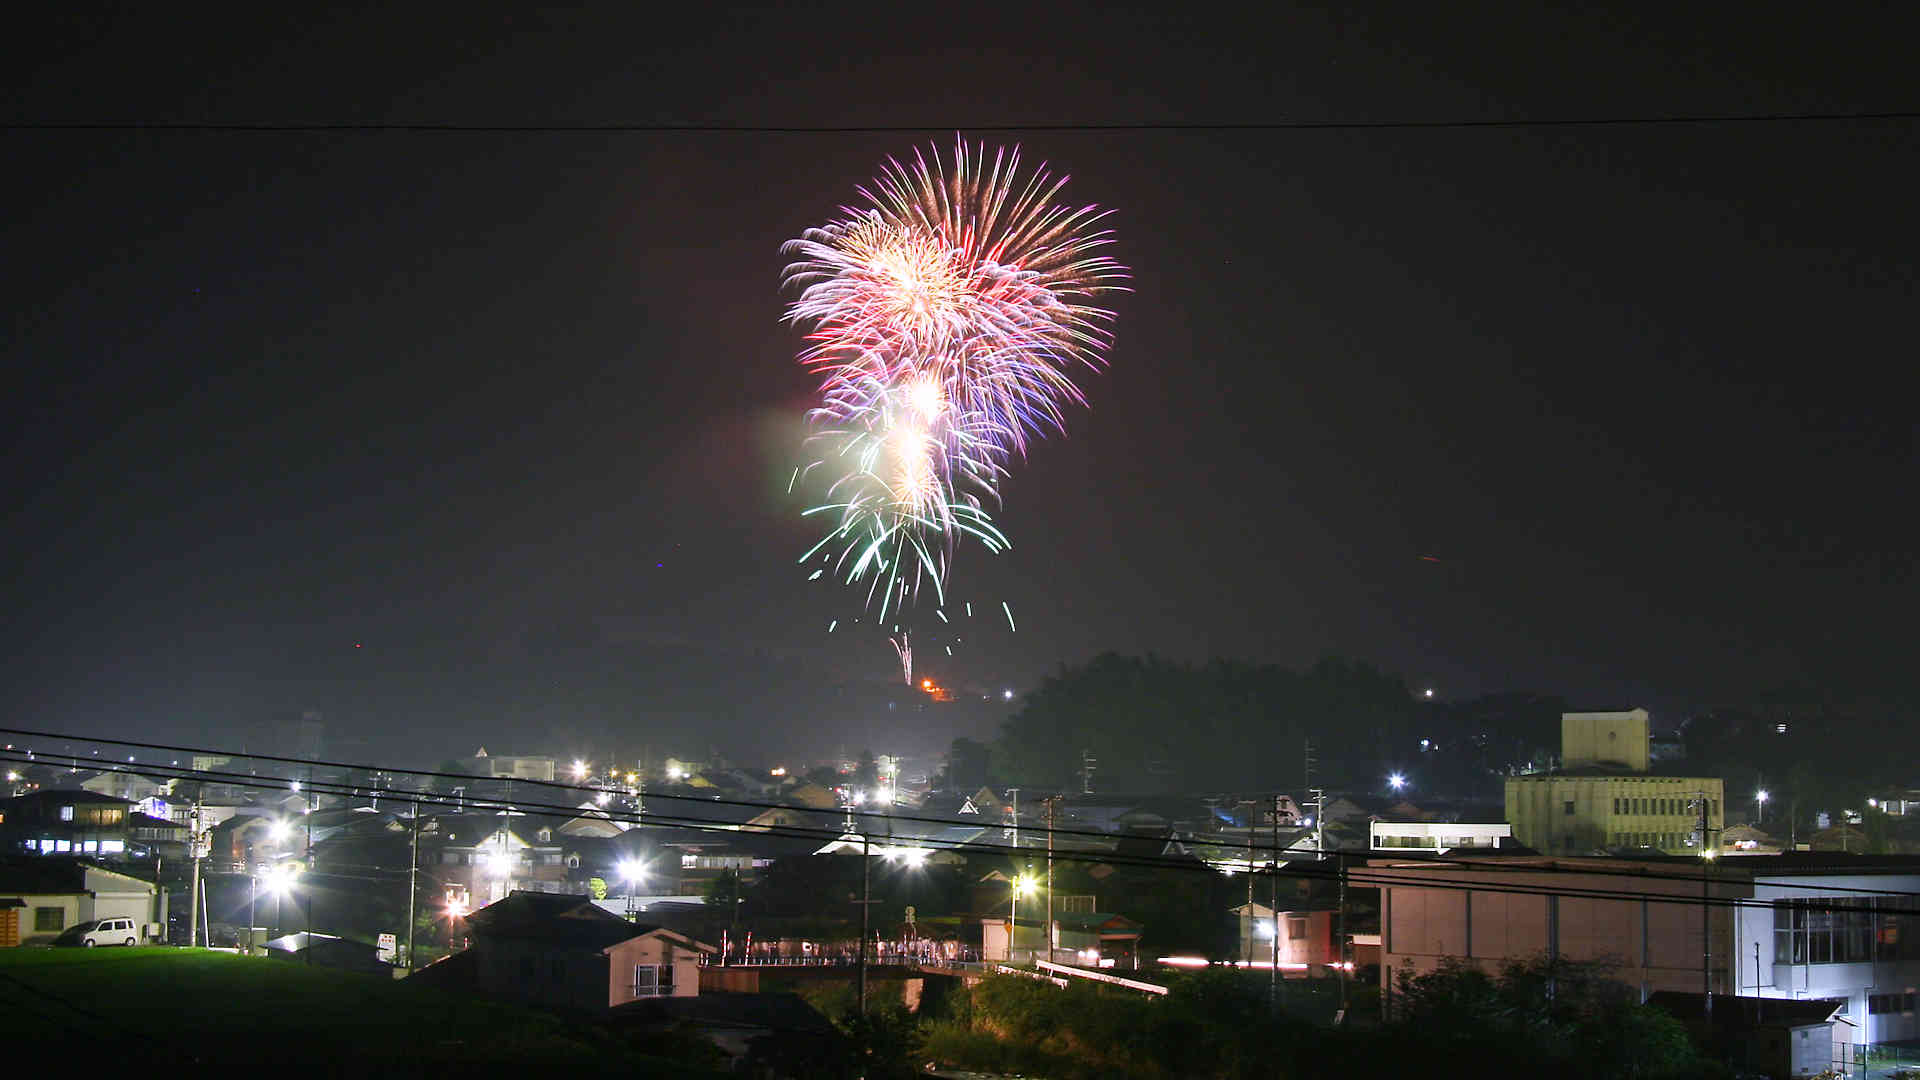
[{"left": 4, "top": 5, "right": 1914, "bottom": 766}]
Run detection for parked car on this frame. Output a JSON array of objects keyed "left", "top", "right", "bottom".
[{"left": 51, "top": 917, "right": 141, "bottom": 947}]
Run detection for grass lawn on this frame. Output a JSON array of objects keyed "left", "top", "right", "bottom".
[{"left": 0, "top": 947, "right": 726, "bottom": 1073}]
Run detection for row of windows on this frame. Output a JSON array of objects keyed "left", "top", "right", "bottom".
[
  {"left": 1610, "top": 797, "right": 1714, "bottom": 818},
  {"left": 19, "top": 838, "right": 126, "bottom": 854},
  {"left": 1773, "top": 898, "right": 1917, "bottom": 966},
  {"left": 1869, "top": 992, "right": 1916, "bottom": 1015},
  {"left": 1611, "top": 832, "right": 1692, "bottom": 849},
  {"left": 55, "top": 806, "right": 125, "bottom": 826}
]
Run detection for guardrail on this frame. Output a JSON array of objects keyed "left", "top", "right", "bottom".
[{"left": 1034, "top": 959, "right": 1168, "bottom": 995}]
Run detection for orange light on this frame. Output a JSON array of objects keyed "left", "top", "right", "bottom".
[{"left": 921, "top": 679, "right": 933, "bottom": 689}]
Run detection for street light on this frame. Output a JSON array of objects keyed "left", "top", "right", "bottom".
[
  {"left": 572, "top": 759, "right": 589, "bottom": 781},
  {"left": 1755, "top": 789, "right": 1769, "bottom": 824},
  {"left": 1010, "top": 873, "right": 1036, "bottom": 965},
  {"left": 617, "top": 857, "right": 646, "bottom": 916},
  {"left": 1388, "top": 773, "right": 1407, "bottom": 792}
]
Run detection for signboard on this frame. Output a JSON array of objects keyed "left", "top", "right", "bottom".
[{"left": 377, "top": 932, "right": 397, "bottom": 963}]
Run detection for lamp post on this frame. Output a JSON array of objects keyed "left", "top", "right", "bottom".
[
  {"left": 617, "top": 857, "right": 645, "bottom": 918},
  {"left": 1010, "top": 873, "right": 1035, "bottom": 966},
  {"left": 1755, "top": 789, "right": 1769, "bottom": 826}
]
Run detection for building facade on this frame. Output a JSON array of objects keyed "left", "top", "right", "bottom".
[
  {"left": 1369, "top": 820, "right": 1513, "bottom": 854},
  {"left": 1507, "top": 774, "right": 1725, "bottom": 855},
  {"left": 1374, "top": 853, "right": 1920, "bottom": 1048}
]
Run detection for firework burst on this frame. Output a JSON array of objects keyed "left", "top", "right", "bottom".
[{"left": 785, "top": 137, "right": 1126, "bottom": 623}]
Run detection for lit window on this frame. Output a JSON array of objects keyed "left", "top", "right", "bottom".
[
  {"left": 101, "top": 840, "right": 124, "bottom": 853},
  {"left": 59, "top": 806, "right": 74, "bottom": 822}
]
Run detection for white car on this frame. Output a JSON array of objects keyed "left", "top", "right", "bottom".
[{"left": 53, "top": 916, "right": 141, "bottom": 947}]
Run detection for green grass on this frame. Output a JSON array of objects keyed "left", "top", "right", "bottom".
[{"left": 0, "top": 947, "right": 726, "bottom": 1073}]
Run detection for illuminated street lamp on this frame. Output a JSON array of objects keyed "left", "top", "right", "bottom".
[
  {"left": 1388, "top": 773, "right": 1407, "bottom": 793},
  {"left": 1755, "top": 789, "right": 1769, "bottom": 824},
  {"left": 1010, "top": 873, "right": 1037, "bottom": 965},
  {"left": 572, "top": 759, "right": 589, "bottom": 781},
  {"left": 617, "top": 857, "right": 646, "bottom": 917}
]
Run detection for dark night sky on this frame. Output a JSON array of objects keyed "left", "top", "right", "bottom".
[{"left": 3, "top": 5, "right": 1914, "bottom": 767}]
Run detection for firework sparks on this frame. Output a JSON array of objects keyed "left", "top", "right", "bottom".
[{"left": 784, "top": 137, "right": 1125, "bottom": 643}]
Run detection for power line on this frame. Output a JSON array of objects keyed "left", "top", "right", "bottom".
[
  {"left": 6, "top": 732, "right": 1919, "bottom": 913},
  {"left": 7, "top": 752, "right": 1916, "bottom": 923},
  {"left": 9, "top": 737, "right": 1916, "bottom": 907},
  {"left": 4, "top": 110, "right": 1919, "bottom": 136}
]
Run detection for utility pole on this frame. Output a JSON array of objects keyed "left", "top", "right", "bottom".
[
  {"left": 1045, "top": 795, "right": 1057, "bottom": 966},
  {"left": 1007, "top": 788, "right": 1020, "bottom": 849},
  {"left": 1245, "top": 798, "right": 1256, "bottom": 965},
  {"left": 405, "top": 794, "right": 419, "bottom": 970},
  {"left": 189, "top": 794, "right": 204, "bottom": 948},
  {"left": 304, "top": 771, "right": 315, "bottom": 967},
  {"left": 859, "top": 825, "right": 870, "bottom": 1013},
  {"left": 1270, "top": 794, "right": 1282, "bottom": 1006},
  {"left": 1337, "top": 842, "right": 1349, "bottom": 1013},
  {"left": 1698, "top": 793, "right": 1715, "bottom": 1020}
]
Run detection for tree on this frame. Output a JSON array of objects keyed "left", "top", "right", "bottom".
[{"left": 854, "top": 750, "right": 879, "bottom": 791}]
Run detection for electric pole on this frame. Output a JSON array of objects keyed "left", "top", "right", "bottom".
[
  {"left": 405, "top": 794, "right": 419, "bottom": 970},
  {"left": 1045, "top": 795, "right": 1057, "bottom": 966},
  {"left": 1245, "top": 798, "right": 1256, "bottom": 965},
  {"left": 859, "top": 824, "right": 870, "bottom": 1013},
  {"left": 1270, "top": 793, "right": 1282, "bottom": 1006},
  {"left": 189, "top": 794, "right": 204, "bottom": 948}
]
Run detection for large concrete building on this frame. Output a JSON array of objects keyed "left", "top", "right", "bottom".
[
  {"left": 1505, "top": 710, "right": 1723, "bottom": 856},
  {"left": 1373, "top": 853, "right": 1920, "bottom": 1051}
]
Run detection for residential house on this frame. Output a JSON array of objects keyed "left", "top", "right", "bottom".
[
  {"left": 0, "top": 791, "right": 136, "bottom": 861},
  {"left": 433, "top": 817, "right": 574, "bottom": 905},
  {"left": 557, "top": 803, "right": 629, "bottom": 839},
  {"left": 125, "top": 812, "right": 188, "bottom": 862},
  {"left": 1231, "top": 902, "right": 1342, "bottom": 973},
  {"left": 1050, "top": 911, "right": 1144, "bottom": 968},
  {"left": 1372, "top": 852, "right": 1920, "bottom": 1049},
  {"left": 418, "top": 890, "right": 713, "bottom": 1011},
  {"left": 78, "top": 769, "right": 168, "bottom": 803},
  {"left": 0, "top": 856, "right": 167, "bottom": 943}
]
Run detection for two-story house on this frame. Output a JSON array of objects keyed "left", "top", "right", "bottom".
[{"left": 413, "top": 890, "right": 712, "bottom": 1011}]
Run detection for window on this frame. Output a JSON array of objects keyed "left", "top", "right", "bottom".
[
  {"left": 59, "top": 806, "right": 74, "bottom": 822},
  {"left": 633, "top": 964, "right": 664, "bottom": 997},
  {"left": 1774, "top": 898, "right": 1913, "bottom": 966},
  {"left": 1288, "top": 918, "right": 1308, "bottom": 940},
  {"left": 1563, "top": 801, "right": 1576, "bottom": 817},
  {"left": 34, "top": 907, "right": 64, "bottom": 932}
]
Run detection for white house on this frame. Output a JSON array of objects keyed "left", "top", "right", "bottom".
[{"left": 0, "top": 857, "right": 167, "bottom": 944}]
